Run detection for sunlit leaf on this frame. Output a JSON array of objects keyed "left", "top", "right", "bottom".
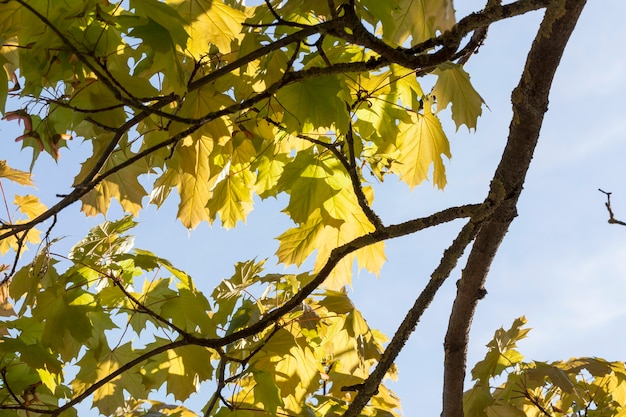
[
  {"left": 170, "top": 0, "right": 247, "bottom": 56},
  {"left": 433, "top": 62, "right": 485, "bottom": 131},
  {"left": 395, "top": 106, "right": 451, "bottom": 189},
  {"left": 0, "top": 160, "right": 32, "bottom": 186}
]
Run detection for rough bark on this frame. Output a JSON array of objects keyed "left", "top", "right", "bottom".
[{"left": 442, "top": 1, "right": 588, "bottom": 416}]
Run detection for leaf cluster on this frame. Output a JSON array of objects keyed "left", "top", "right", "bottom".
[
  {"left": 0, "top": 218, "right": 399, "bottom": 416},
  {"left": 0, "top": 0, "right": 592, "bottom": 416},
  {"left": 466, "top": 318, "right": 626, "bottom": 417}
]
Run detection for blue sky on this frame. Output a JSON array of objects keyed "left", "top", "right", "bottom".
[{"left": 1, "top": 1, "right": 626, "bottom": 415}]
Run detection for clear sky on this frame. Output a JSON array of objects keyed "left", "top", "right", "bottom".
[{"left": 1, "top": 1, "right": 625, "bottom": 416}]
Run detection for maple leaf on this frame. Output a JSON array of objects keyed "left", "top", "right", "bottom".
[
  {"left": 175, "top": 137, "right": 214, "bottom": 229},
  {"left": 159, "top": 287, "right": 216, "bottom": 335},
  {"left": 276, "top": 75, "right": 351, "bottom": 133},
  {"left": 432, "top": 62, "right": 485, "bottom": 131},
  {"left": 278, "top": 151, "right": 349, "bottom": 225},
  {"left": 206, "top": 171, "right": 254, "bottom": 228},
  {"left": 170, "top": 0, "right": 247, "bottom": 56},
  {"left": 80, "top": 149, "right": 149, "bottom": 217},
  {"left": 252, "top": 371, "right": 283, "bottom": 414},
  {"left": 130, "top": 0, "right": 189, "bottom": 48},
  {"left": 370, "top": 0, "right": 455, "bottom": 46},
  {"left": 14, "top": 194, "right": 46, "bottom": 219},
  {"left": 253, "top": 151, "right": 288, "bottom": 198},
  {"left": 73, "top": 343, "right": 144, "bottom": 416},
  {"left": 32, "top": 286, "right": 95, "bottom": 361},
  {"left": 128, "top": 18, "right": 188, "bottom": 94},
  {"left": 395, "top": 107, "right": 451, "bottom": 189},
  {"left": 163, "top": 348, "right": 209, "bottom": 401},
  {"left": 275, "top": 215, "right": 326, "bottom": 267},
  {"left": 0, "top": 160, "right": 32, "bottom": 186},
  {"left": 470, "top": 317, "right": 529, "bottom": 384}
]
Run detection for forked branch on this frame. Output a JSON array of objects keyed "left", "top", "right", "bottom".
[
  {"left": 599, "top": 189, "right": 626, "bottom": 226},
  {"left": 442, "top": 1, "right": 587, "bottom": 417}
]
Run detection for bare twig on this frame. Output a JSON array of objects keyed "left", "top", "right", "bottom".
[
  {"left": 599, "top": 189, "right": 626, "bottom": 226},
  {"left": 456, "top": 0, "right": 502, "bottom": 65},
  {"left": 203, "top": 350, "right": 229, "bottom": 417}
]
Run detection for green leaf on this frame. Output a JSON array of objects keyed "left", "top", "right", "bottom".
[
  {"left": 277, "top": 150, "right": 346, "bottom": 225},
  {"left": 10, "top": 254, "right": 60, "bottom": 312},
  {"left": 471, "top": 317, "right": 529, "bottom": 384},
  {"left": 276, "top": 75, "right": 351, "bottom": 133},
  {"left": 0, "top": 339, "right": 62, "bottom": 374},
  {"left": 0, "top": 55, "right": 9, "bottom": 114},
  {"left": 128, "top": 17, "right": 188, "bottom": 93},
  {"left": 464, "top": 384, "right": 493, "bottom": 417},
  {"left": 385, "top": 0, "right": 455, "bottom": 46},
  {"left": 31, "top": 287, "right": 94, "bottom": 361},
  {"left": 130, "top": 0, "right": 189, "bottom": 49},
  {"left": 159, "top": 287, "right": 216, "bottom": 336},
  {"left": 253, "top": 151, "right": 287, "bottom": 198},
  {"left": 69, "top": 215, "right": 137, "bottom": 261},
  {"left": 73, "top": 343, "right": 144, "bottom": 416},
  {"left": 253, "top": 370, "right": 283, "bottom": 414}
]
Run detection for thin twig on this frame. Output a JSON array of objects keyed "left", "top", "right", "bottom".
[
  {"left": 344, "top": 121, "right": 384, "bottom": 230},
  {"left": 599, "top": 189, "right": 626, "bottom": 226},
  {"left": 108, "top": 271, "right": 191, "bottom": 337}
]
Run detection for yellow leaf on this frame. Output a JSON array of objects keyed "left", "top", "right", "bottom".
[
  {"left": 356, "top": 240, "right": 386, "bottom": 277},
  {"left": 432, "top": 62, "right": 485, "bottom": 131},
  {"left": 169, "top": 0, "right": 247, "bottom": 56},
  {"left": 390, "top": 64, "right": 424, "bottom": 108},
  {"left": 73, "top": 343, "right": 142, "bottom": 416},
  {"left": 275, "top": 214, "right": 326, "bottom": 267},
  {"left": 0, "top": 160, "right": 33, "bottom": 186},
  {"left": 14, "top": 194, "right": 46, "bottom": 219},
  {"left": 80, "top": 154, "right": 148, "bottom": 217},
  {"left": 0, "top": 195, "right": 43, "bottom": 255},
  {"left": 175, "top": 136, "right": 214, "bottom": 229},
  {"left": 486, "top": 404, "right": 527, "bottom": 417},
  {"left": 206, "top": 171, "right": 254, "bottom": 228},
  {"left": 37, "top": 367, "right": 58, "bottom": 393},
  {"left": 0, "top": 282, "right": 15, "bottom": 336},
  {"left": 395, "top": 110, "right": 451, "bottom": 189},
  {"left": 150, "top": 168, "right": 179, "bottom": 208}
]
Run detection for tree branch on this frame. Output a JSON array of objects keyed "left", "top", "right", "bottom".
[
  {"left": 0, "top": 0, "right": 552, "bottom": 247},
  {"left": 442, "top": 2, "right": 587, "bottom": 416},
  {"left": 599, "top": 189, "right": 626, "bottom": 226},
  {"left": 342, "top": 219, "right": 480, "bottom": 416},
  {"left": 4, "top": 202, "right": 477, "bottom": 416},
  {"left": 345, "top": 121, "right": 385, "bottom": 230},
  {"left": 48, "top": 339, "right": 191, "bottom": 417},
  {"left": 192, "top": 203, "right": 481, "bottom": 349}
]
